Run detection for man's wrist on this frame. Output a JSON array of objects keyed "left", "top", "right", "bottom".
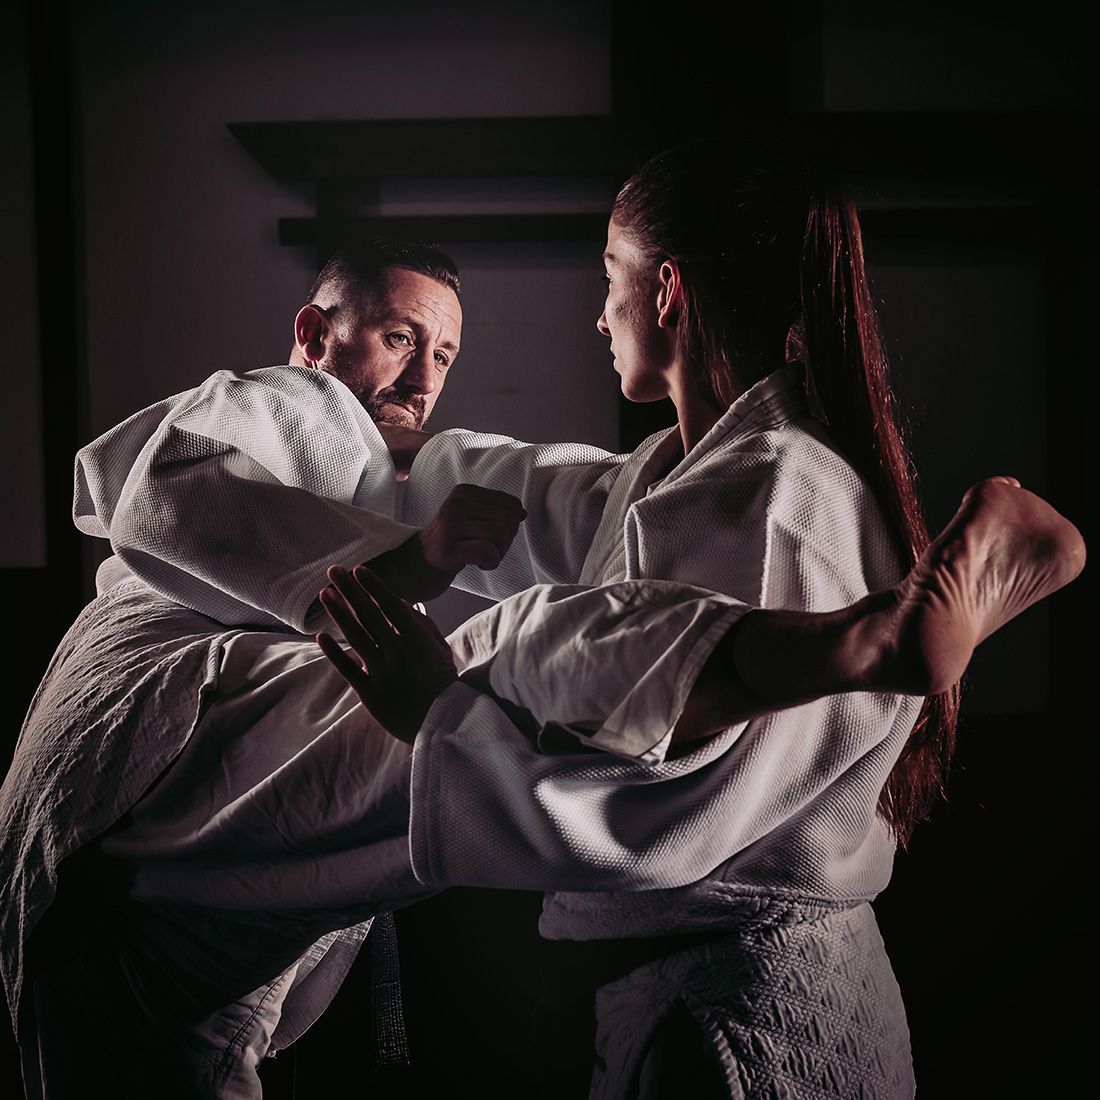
[{"left": 366, "top": 534, "right": 453, "bottom": 602}]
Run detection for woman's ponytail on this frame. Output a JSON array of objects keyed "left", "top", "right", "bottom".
[{"left": 800, "top": 194, "right": 960, "bottom": 844}]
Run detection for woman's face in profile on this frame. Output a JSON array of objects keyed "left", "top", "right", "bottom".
[{"left": 596, "top": 219, "right": 674, "bottom": 404}]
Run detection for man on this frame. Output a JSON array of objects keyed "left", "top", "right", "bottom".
[
  {"left": 72, "top": 240, "right": 527, "bottom": 629},
  {"left": 1, "top": 238, "right": 537, "bottom": 1098}
]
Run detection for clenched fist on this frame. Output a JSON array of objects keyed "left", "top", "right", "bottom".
[{"left": 366, "top": 484, "right": 526, "bottom": 602}]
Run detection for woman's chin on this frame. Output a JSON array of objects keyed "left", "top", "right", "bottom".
[{"left": 621, "top": 381, "right": 668, "bottom": 404}]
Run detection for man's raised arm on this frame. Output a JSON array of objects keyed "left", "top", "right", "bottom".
[
  {"left": 76, "top": 367, "right": 521, "bottom": 631},
  {"left": 394, "top": 422, "right": 631, "bottom": 600}
]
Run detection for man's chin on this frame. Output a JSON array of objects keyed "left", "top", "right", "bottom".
[{"left": 364, "top": 399, "right": 426, "bottom": 431}]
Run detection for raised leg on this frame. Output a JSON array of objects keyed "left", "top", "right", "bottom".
[
  {"left": 876, "top": 476, "right": 1086, "bottom": 695},
  {"left": 677, "top": 478, "right": 1086, "bottom": 744}
]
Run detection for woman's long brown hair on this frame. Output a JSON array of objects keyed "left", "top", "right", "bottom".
[{"left": 613, "top": 143, "right": 959, "bottom": 843}]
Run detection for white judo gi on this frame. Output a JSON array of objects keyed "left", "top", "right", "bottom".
[
  {"left": 33, "top": 361, "right": 925, "bottom": 1096},
  {"left": 1, "top": 367, "right": 750, "bottom": 1097}
]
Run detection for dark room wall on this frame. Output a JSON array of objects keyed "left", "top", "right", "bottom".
[
  {"left": 3, "top": 3, "right": 1094, "bottom": 1098},
  {"left": 0, "top": 2, "right": 46, "bottom": 570}
]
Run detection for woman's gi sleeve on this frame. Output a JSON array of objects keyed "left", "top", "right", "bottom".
[{"left": 406, "top": 579, "right": 754, "bottom": 893}]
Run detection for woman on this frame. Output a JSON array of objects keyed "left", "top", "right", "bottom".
[{"left": 317, "top": 141, "right": 1083, "bottom": 1099}]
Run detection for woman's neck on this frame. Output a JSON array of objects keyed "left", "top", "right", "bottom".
[
  {"left": 669, "top": 354, "right": 790, "bottom": 455},
  {"left": 668, "top": 371, "right": 737, "bottom": 456}
]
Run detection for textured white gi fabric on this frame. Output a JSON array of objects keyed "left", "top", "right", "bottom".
[
  {"left": 25, "top": 359, "right": 924, "bottom": 1096},
  {"left": 590, "top": 902, "right": 915, "bottom": 1099},
  {"left": 451, "top": 580, "right": 747, "bottom": 763},
  {"left": 73, "top": 365, "right": 418, "bottom": 632},
  {"left": 4, "top": 361, "right": 761, "bottom": 1098},
  {"left": 0, "top": 564, "right": 383, "bottom": 1097},
  {"left": 0, "top": 566, "right": 228, "bottom": 1043},
  {"left": 2, "top": 563, "right": 747, "bottom": 1098},
  {"left": 404, "top": 365, "right": 922, "bottom": 921},
  {"left": 401, "top": 364, "right": 923, "bottom": 1096}
]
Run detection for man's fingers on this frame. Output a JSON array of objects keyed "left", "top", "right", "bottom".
[
  {"left": 420, "top": 484, "right": 526, "bottom": 577},
  {"left": 444, "top": 484, "right": 527, "bottom": 518},
  {"left": 435, "top": 515, "right": 523, "bottom": 540},
  {"left": 425, "top": 512, "right": 525, "bottom": 569},
  {"left": 327, "top": 565, "right": 397, "bottom": 641},
  {"left": 316, "top": 631, "right": 373, "bottom": 700},
  {"left": 439, "top": 528, "right": 520, "bottom": 571},
  {"left": 319, "top": 584, "right": 384, "bottom": 671},
  {"left": 351, "top": 565, "right": 424, "bottom": 633},
  {"left": 451, "top": 538, "right": 506, "bottom": 570},
  {"left": 438, "top": 500, "right": 526, "bottom": 525}
]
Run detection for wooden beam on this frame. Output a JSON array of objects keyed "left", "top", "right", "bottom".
[
  {"left": 228, "top": 116, "right": 644, "bottom": 181},
  {"left": 228, "top": 112, "right": 1085, "bottom": 186}
]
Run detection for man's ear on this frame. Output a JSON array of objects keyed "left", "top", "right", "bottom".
[
  {"left": 656, "top": 260, "right": 682, "bottom": 330},
  {"left": 293, "top": 304, "right": 330, "bottom": 366}
]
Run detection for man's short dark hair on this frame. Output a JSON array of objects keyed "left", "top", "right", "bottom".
[{"left": 306, "top": 239, "right": 461, "bottom": 309}]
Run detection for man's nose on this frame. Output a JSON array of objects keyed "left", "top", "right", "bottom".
[
  {"left": 596, "top": 311, "right": 610, "bottom": 337},
  {"left": 400, "top": 346, "right": 439, "bottom": 394}
]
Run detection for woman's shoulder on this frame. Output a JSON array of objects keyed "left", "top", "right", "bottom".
[
  {"left": 690, "top": 415, "right": 859, "bottom": 495},
  {"left": 695, "top": 418, "right": 904, "bottom": 581}
]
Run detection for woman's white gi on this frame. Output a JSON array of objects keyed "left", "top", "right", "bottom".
[{"left": 397, "top": 363, "right": 923, "bottom": 1098}]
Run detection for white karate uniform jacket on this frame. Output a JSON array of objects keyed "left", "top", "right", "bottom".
[{"left": 389, "top": 364, "right": 923, "bottom": 928}]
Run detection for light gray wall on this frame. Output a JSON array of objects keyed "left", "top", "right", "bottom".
[{"left": 72, "top": 0, "right": 613, "bottom": 437}]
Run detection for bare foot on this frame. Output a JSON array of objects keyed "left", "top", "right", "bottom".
[{"left": 879, "top": 477, "right": 1086, "bottom": 695}]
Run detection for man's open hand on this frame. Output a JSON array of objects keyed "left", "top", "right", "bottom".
[
  {"left": 367, "top": 484, "right": 526, "bottom": 602},
  {"left": 317, "top": 564, "right": 458, "bottom": 744}
]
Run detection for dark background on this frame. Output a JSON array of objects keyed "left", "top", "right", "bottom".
[{"left": 2, "top": 1, "right": 1095, "bottom": 1096}]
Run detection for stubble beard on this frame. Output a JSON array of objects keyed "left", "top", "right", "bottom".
[{"left": 362, "top": 388, "right": 428, "bottom": 430}]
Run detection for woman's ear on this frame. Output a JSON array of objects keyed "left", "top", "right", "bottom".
[
  {"left": 656, "top": 260, "right": 682, "bottom": 330},
  {"left": 293, "top": 304, "right": 330, "bottom": 366}
]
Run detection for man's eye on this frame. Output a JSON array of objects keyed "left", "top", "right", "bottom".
[
  {"left": 387, "top": 333, "right": 413, "bottom": 347},
  {"left": 434, "top": 352, "right": 450, "bottom": 367}
]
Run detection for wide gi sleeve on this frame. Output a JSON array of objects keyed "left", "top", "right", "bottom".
[
  {"left": 74, "top": 366, "right": 419, "bottom": 632},
  {"left": 402, "top": 429, "right": 629, "bottom": 599},
  {"left": 448, "top": 579, "right": 751, "bottom": 763},
  {"left": 412, "top": 579, "right": 755, "bottom": 893}
]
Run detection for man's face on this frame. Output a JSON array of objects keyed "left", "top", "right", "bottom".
[{"left": 321, "top": 267, "right": 462, "bottom": 429}]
